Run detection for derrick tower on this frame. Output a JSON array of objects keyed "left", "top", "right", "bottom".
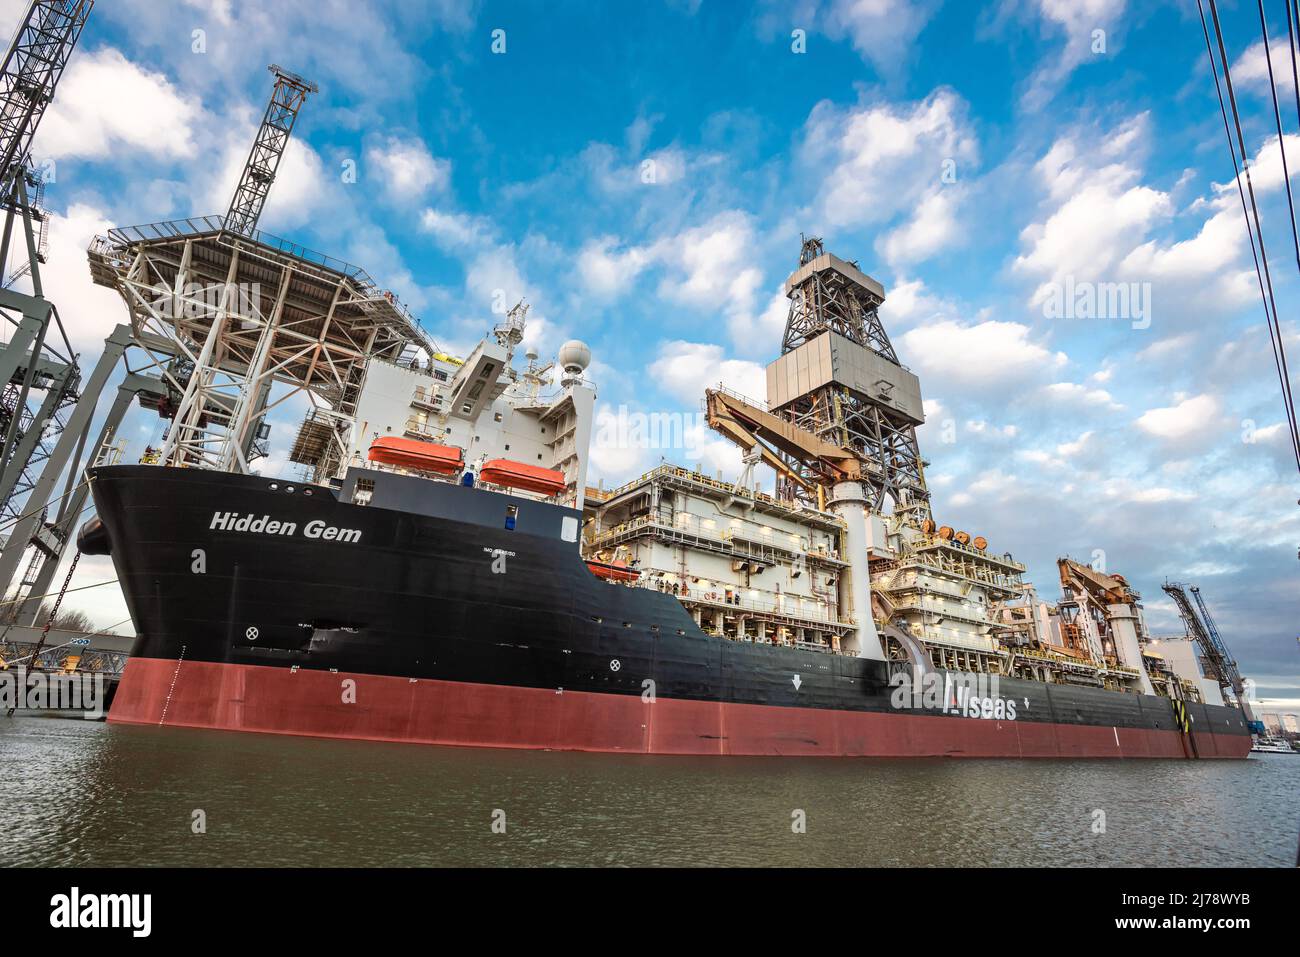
[
  {"left": 704, "top": 236, "right": 933, "bottom": 661},
  {"left": 770, "top": 236, "right": 929, "bottom": 519}
]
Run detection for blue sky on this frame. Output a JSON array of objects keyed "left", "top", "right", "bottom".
[{"left": 5, "top": 0, "right": 1298, "bottom": 707}]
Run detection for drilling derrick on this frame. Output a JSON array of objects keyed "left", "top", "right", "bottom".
[
  {"left": 704, "top": 237, "right": 1035, "bottom": 670},
  {"left": 769, "top": 237, "right": 929, "bottom": 519},
  {"left": 223, "top": 65, "right": 316, "bottom": 237},
  {"left": 703, "top": 236, "right": 935, "bottom": 661}
]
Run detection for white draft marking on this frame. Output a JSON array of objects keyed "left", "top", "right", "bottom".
[{"left": 159, "top": 644, "right": 187, "bottom": 726}]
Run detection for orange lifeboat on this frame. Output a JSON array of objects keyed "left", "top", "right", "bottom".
[
  {"left": 586, "top": 559, "right": 640, "bottom": 582},
  {"left": 368, "top": 436, "right": 463, "bottom": 474},
  {"left": 480, "top": 458, "right": 566, "bottom": 496}
]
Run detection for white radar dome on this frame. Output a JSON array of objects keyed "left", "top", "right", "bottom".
[{"left": 558, "top": 340, "right": 591, "bottom": 375}]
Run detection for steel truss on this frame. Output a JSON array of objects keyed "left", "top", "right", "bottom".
[
  {"left": 774, "top": 237, "right": 929, "bottom": 517},
  {"left": 223, "top": 65, "right": 317, "bottom": 238},
  {"left": 88, "top": 218, "right": 432, "bottom": 477}
]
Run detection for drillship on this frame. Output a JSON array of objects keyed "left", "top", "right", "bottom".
[{"left": 82, "top": 237, "right": 1254, "bottom": 759}]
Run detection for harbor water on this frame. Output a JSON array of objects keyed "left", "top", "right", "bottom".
[{"left": 2, "top": 715, "right": 1296, "bottom": 867}]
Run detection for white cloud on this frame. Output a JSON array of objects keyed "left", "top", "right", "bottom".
[
  {"left": 35, "top": 48, "right": 201, "bottom": 161},
  {"left": 878, "top": 276, "right": 957, "bottom": 332},
  {"left": 1134, "top": 393, "right": 1220, "bottom": 440},
  {"left": 1015, "top": 117, "right": 1171, "bottom": 293},
  {"left": 420, "top": 208, "right": 493, "bottom": 248},
  {"left": 880, "top": 189, "right": 961, "bottom": 266},
  {"left": 16, "top": 203, "right": 124, "bottom": 355},
  {"left": 1042, "top": 381, "right": 1123, "bottom": 410},
  {"left": 899, "top": 319, "right": 1066, "bottom": 388},
  {"left": 366, "top": 136, "right": 451, "bottom": 200},
  {"left": 803, "top": 88, "right": 977, "bottom": 244},
  {"left": 823, "top": 0, "right": 940, "bottom": 77},
  {"left": 1023, "top": 0, "right": 1127, "bottom": 110},
  {"left": 585, "top": 143, "right": 693, "bottom": 193},
  {"left": 651, "top": 211, "right": 762, "bottom": 308},
  {"left": 649, "top": 341, "right": 766, "bottom": 405},
  {"left": 577, "top": 238, "right": 651, "bottom": 296},
  {"left": 1014, "top": 114, "right": 1263, "bottom": 317},
  {"left": 1233, "top": 37, "right": 1295, "bottom": 98}
]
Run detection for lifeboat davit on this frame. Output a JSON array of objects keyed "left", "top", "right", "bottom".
[
  {"left": 368, "top": 436, "right": 463, "bottom": 474},
  {"left": 480, "top": 458, "right": 566, "bottom": 496},
  {"left": 586, "top": 559, "right": 640, "bottom": 582}
]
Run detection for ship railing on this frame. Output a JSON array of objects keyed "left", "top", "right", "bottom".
[
  {"left": 411, "top": 386, "right": 442, "bottom": 411},
  {"left": 707, "top": 382, "right": 769, "bottom": 413},
  {"left": 403, "top": 417, "right": 441, "bottom": 439},
  {"left": 591, "top": 513, "right": 840, "bottom": 564},
  {"left": 705, "top": 633, "right": 850, "bottom": 655},
  {"left": 646, "top": 581, "right": 841, "bottom": 626}
]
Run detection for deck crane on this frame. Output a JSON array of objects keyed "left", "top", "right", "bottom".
[
  {"left": 223, "top": 64, "right": 317, "bottom": 237},
  {"left": 1056, "top": 559, "right": 1155, "bottom": 695},
  {"left": 1170, "top": 582, "right": 1258, "bottom": 733},
  {"left": 704, "top": 387, "right": 863, "bottom": 507},
  {"left": 1162, "top": 582, "right": 1262, "bottom": 734}
]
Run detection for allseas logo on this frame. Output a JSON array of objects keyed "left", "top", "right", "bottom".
[
  {"left": 50, "top": 887, "right": 151, "bottom": 937},
  {"left": 209, "top": 511, "right": 362, "bottom": 544},
  {"left": 889, "top": 670, "right": 1018, "bottom": 721}
]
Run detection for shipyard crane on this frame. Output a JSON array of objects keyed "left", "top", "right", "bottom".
[
  {"left": 0, "top": 0, "right": 96, "bottom": 606},
  {"left": 1162, "top": 582, "right": 1261, "bottom": 731},
  {"left": 223, "top": 65, "right": 317, "bottom": 237}
]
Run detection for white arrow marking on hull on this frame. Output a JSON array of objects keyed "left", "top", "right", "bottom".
[{"left": 792, "top": 674, "right": 802, "bottom": 690}]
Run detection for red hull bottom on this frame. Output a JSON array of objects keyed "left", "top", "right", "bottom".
[{"left": 108, "top": 658, "right": 1251, "bottom": 759}]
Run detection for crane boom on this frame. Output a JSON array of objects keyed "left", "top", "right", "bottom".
[
  {"left": 0, "top": 0, "right": 92, "bottom": 193},
  {"left": 1162, "top": 582, "right": 1259, "bottom": 729},
  {"left": 223, "top": 64, "right": 316, "bottom": 237}
]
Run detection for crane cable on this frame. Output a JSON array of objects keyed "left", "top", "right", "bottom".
[
  {"left": 1198, "top": 0, "right": 1300, "bottom": 474},
  {"left": 1253, "top": 1, "right": 1300, "bottom": 467}
]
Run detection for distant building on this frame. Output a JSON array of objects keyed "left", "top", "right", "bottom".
[
  {"left": 1263, "top": 713, "right": 1283, "bottom": 734},
  {"left": 1283, "top": 714, "right": 1299, "bottom": 735}
]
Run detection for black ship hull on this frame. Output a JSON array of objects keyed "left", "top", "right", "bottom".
[{"left": 85, "top": 465, "right": 1252, "bottom": 758}]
